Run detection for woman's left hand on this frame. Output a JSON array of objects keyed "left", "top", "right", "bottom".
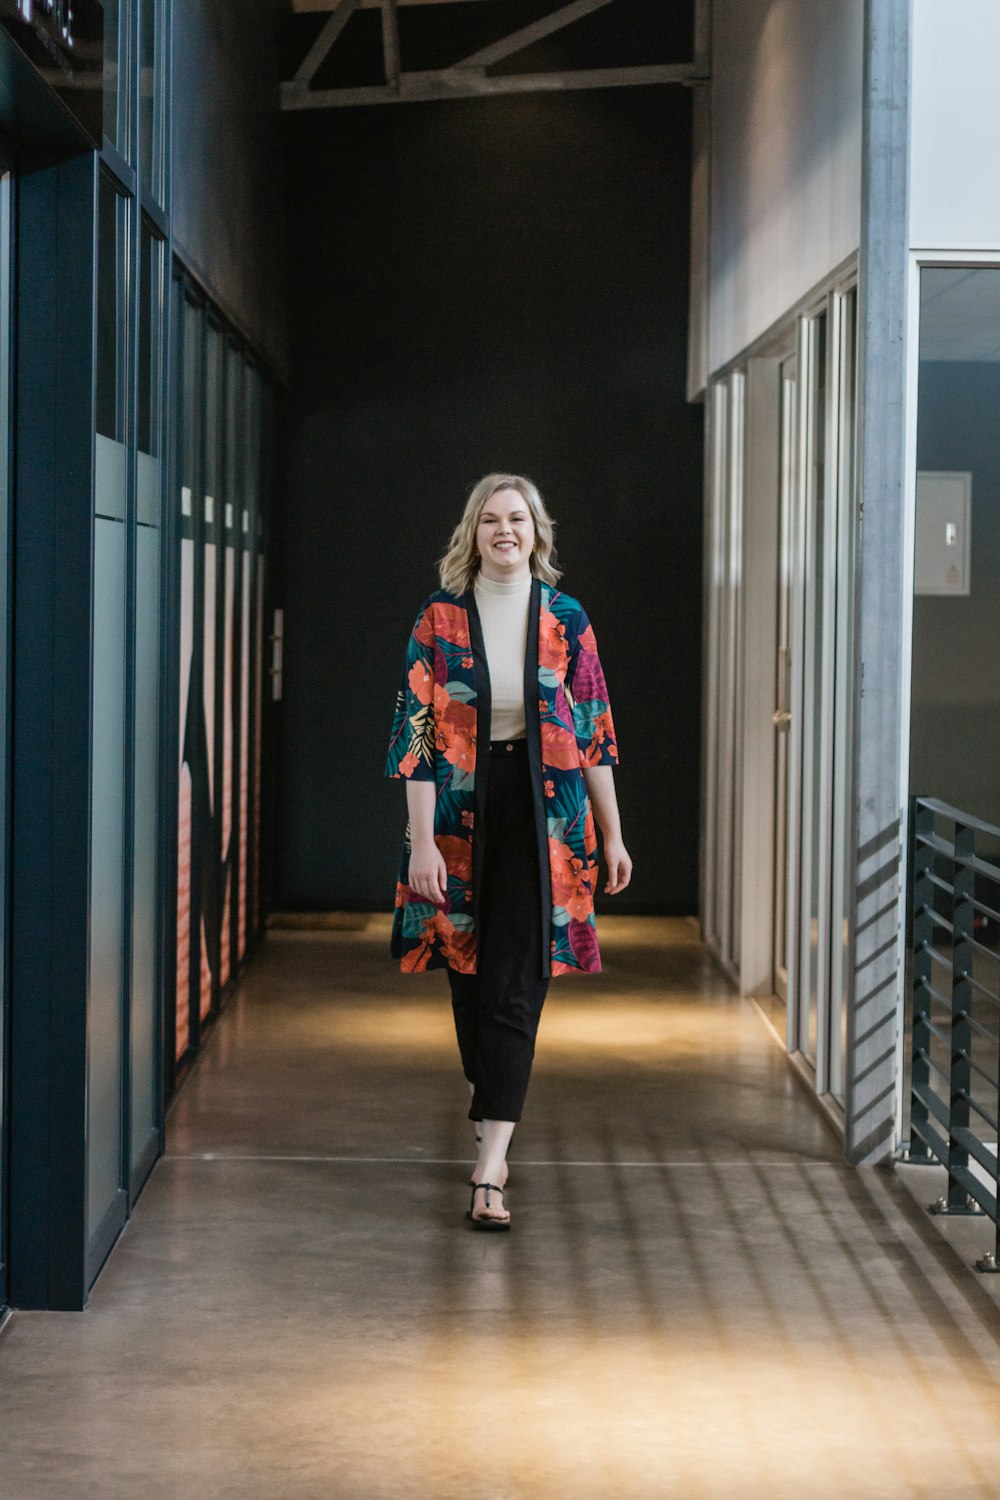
[{"left": 602, "top": 837, "right": 633, "bottom": 895}]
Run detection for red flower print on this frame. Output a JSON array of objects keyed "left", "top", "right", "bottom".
[
  {"left": 408, "top": 660, "right": 434, "bottom": 705},
  {"left": 541, "top": 718, "right": 582, "bottom": 770},
  {"left": 435, "top": 833, "right": 472, "bottom": 882},
  {"left": 461, "top": 810, "right": 474, "bottom": 828},
  {"left": 544, "top": 779, "right": 555, "bottom": 799},
  {"left": 549, "top": 836, "right": 593, "bottom": 921},
  {"left": 539, "top": 609, "right": 569, "bottom": 680},
  {"left": 583, "top": 711, "right": 617, "bottom": 765},
  {"left": 434, "top": 685, "right": 477, "bottom": 772},
  {"left": 462, "top": 655, "right": 473, "bottom": 669},
  {"left": 399, "top": 750, "right": 421, "bottom": 778},
  {"left": 413, "top": 611, "right": 436, "bottom": 649},
  {"left": 431, "top": 602, "right": 471, "bottom": 649}
]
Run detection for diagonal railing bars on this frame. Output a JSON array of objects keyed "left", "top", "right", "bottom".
[{"left": 908, "top": 796, "right": 1000, "bottom": 1272}]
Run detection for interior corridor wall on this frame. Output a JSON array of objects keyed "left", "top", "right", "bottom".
[
  {"left": 703, "top": 0, "right": 862, "bottom": 380},
  {"left": 278, "top": 88, "right": 704, "bottom": 917},
  {"left": 171, "top": 0, "right": 288, "bottom": 377}
]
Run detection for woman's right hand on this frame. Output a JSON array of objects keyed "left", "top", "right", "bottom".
[{"left": 408, "top": 839, "right": 448, "bottom": 905}]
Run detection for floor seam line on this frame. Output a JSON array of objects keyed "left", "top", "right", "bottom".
[{"left": 161, "top": 1153, "right": 848, "bottom": 1167}]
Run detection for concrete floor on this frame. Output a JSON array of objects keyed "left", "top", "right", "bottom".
[{"left": 2, "top": 914, "right": 1000, "bottom": 1499}]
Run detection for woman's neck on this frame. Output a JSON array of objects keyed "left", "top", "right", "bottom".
[{"left": 475, "top": 568, "right": 532, "bottom": 594}]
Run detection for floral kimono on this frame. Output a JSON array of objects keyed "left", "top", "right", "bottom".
[{"left": 384, "top": 575, "right": 619, "bottom": 977}]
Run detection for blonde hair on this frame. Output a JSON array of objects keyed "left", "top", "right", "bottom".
[{"left": 438, "top": 473, "right": 561, "bottom": 595}]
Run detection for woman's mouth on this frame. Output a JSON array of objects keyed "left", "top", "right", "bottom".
[{"left": 494, "top": 540, "right": 516, "bottom": 551}]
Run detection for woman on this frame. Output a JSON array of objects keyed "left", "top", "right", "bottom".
[{"left": 385, "top": 473, "right": 632, "bottom": 1229}]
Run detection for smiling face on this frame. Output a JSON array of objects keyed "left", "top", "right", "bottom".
[{"left": 475, "top": 487, "right": 536, "bottom": 581}]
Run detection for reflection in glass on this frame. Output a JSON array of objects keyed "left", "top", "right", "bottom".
[
  {"left": 96, "top": 175, "right": 127, "bottom": 444},
  {"left": 102, "top": 0, "right": 125, "bottom": 152},
  {"left": 138, "top": 222, "right": 164, "bottom": 458},
  {"left": 139, "top": 0, "right": 164, "bottom": 199},
  {"left": 911, "top": 268, "right": 1000, "bottom": 829}
]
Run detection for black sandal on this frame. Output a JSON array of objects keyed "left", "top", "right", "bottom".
[{"left": 466, "top": 1181, "right": 511, "bottom": 1231}]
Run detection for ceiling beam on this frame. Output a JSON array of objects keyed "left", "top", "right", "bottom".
[
  {"left": 293, "top": 0, "right": 364, "bottom": 85},
  {"left": 381, "top": 0, "right": 402, "bottom": 85},
  {"left": 451, "top": 0, "right": 616, "bottom": 71},
  {"left": 282, "top": 61, "right": 701, "bottom": 108}
]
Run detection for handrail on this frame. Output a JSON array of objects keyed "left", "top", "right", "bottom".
[{"left": 909, "top": 796, "right": 1000, "bottom": 1273}]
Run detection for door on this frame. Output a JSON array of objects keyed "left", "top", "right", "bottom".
[
  {"left": 785, "top": 288, "right": 857, "bottom": 1098},
  {"left": 772, "top": 352, "right": 797, "bottom": 1003}
]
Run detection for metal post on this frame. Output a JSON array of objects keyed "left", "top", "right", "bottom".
[{"left": 908, "top": 798, "right": 934, "bottom": 1161}]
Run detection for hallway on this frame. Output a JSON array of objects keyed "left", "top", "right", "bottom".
[{"left": 2, "top": 916, "right": 1000, "bottom": 1498}]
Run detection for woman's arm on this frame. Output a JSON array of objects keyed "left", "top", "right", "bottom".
[
  {"left": 583, "top": 764, "right": 632, "bottom": 895},
  {"left": 405, "top": 779, "right": 448, "bottom": 903}
]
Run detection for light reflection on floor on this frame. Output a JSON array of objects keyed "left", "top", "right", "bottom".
[{"left": 1, "top": 914, "right": 999, "bottom": 1499}]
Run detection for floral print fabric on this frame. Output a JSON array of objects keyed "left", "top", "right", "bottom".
[{"left": 385, "top": 581, "right": 619, "bottom": 976}]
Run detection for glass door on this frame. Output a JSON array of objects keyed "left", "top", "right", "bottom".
[
  {"left": 0, "top": 138, "right": 15, "bottom": 1309},
  {"left": 772, "top": 352, "right": 798, "bottom": 1003},
  {"left": 786, "top": 287, "right": 858, "bottom": 1099}
]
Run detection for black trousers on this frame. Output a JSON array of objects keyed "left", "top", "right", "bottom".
[{"left": 447, "top": 738, "right": 550, "bottom": 1123}]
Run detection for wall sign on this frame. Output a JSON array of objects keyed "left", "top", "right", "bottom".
[
  {"left": 0, "top": 0, "right": 105, "bottom": 144},
  {"left": 915, "top": 471, "right": 972, "bottom": 596}
]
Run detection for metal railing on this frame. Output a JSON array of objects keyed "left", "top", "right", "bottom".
[{"left": 908, "top": 796, "right": 1000, "bottom": 1272}]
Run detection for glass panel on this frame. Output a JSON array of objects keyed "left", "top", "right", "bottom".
[
  {"left": 244, "top": 365, "right": 263, "bottom": 952},
  {"left": 90, "top": 170, "right": 129, "bottom": 1238},
  {"left": 911, "top": 267, "right": 1000, "bottom": 827},
  {"left": 219, "top": 344, "right": 242, "bottom": 989},
  {"left": 910, "top": 265, "right": 1000, "bottom": 1170},
  {"left": 773, "top": 354, "right": 798, "bottom": 1003},
  {"left": 138, "top": 221, "right": 164, "bottom": 463},
  {"left": 0, "top": 156, "right": 14, "bottom": 1301},
  {"left": 102, "top": 0, "right": 128, "bottom": 155},
  {"left": 131, "top": 224, "right": 165, "bottom": 1168},
  {"left": 131, "top": 519, "right": 159, "bottom": 1169},
  {"left": 176, "top": 295, "right": 202, "bottom": 1062},
  {"left": 828, "top": 288, "right": 858, "bottom": 1104},
  {"left": 728, "top": 374, "right": 745, "bottom": 969},
  {"left": 96, "top": 175, "right": 128, "bottom": 446},
  {"left": 800, "top": 311, "right": 827, "bottom": 1066},
  {"left": 201, "top": 323, "right": 224, "bottom": 1021},
  {"left": 139, "top": 0, "right": 164, "bottom": 200},
  {"left": 708, "top": 381, "right": 727, "bottom": 950},
  {"left": 89, "top": 515, "right": 126, "bottom": 1238}
]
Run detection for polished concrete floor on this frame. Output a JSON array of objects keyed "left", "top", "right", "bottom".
[{"left": 2, "top": 915, "right": 1000, "bottom": 1499}]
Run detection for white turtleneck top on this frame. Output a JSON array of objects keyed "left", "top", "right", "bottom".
[{"left": 474, "top": 571, "right": 532, "bottom": 741}]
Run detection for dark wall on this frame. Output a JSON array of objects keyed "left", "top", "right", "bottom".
[
  {"left": 278, "top": 86, "right": 703, "bottom": 915},
  {"left": 172, "top": 0, "right": 289, "bottom": 375},
  {"left": 912, "top": 361, "right": 1000, "bottom": 825}
]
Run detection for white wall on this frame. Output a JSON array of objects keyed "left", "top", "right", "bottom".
[
  {"left": 703, "top": 0, "right": 863, "bottom": 380},
  {"left": 910, "top": 0, "right": 1000, "bottom": 249}
]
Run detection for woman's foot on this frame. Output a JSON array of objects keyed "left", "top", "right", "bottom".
[
  {"left": 470, "top": 1124, "right": 508, "bottom": 1187},
  {"left": 466, "top": 1181, "right": 511, "bottom": 1230}
]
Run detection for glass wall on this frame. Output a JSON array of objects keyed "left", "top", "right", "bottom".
[
  {"left": 907, "top": 263, "right": 1000, "bottom": 1165},
  {"left": 702, "top": 277, "right": 858, "bottom": 1115},
  {"left": 910, "top": 267, "right": 1000, "bottom": 826},
  {"left": 87, "top": 0, "right": 171, "bottom": 1273},
  {"left": 170, "top": 274, "right": 270, "bottom": 1085},
  {"left": 703, "top": 371, "right": 745, "bottom": 977},
  {"left": 0, "top": 143, "right": 15, "bottom": 1308}
]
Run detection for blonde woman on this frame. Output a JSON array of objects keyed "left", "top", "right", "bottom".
[{"left": 385, "top": 474, "right": 631, "bottom": 1229}]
